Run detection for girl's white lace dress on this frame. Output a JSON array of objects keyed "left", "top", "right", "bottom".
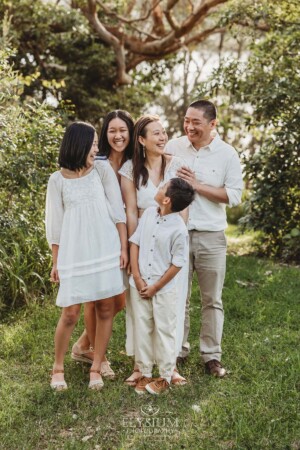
[
  {"left": 46, "top": 161, "right": 126, "bottom": 307},
  {"left": 119, "top": 156, "right": 189, "bottom": 356}
]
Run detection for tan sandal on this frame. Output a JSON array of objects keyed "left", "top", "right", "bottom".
[
  {"left": 124, "top": 368, "right": 142, "bottom": 387},
  {"left": 50, "top": 369, "right": 68, "bottom": 391},
  {"left": 71, "top": 346, "right": 94, "bottom": 364},
  {"left": 100, "top": 360, "right": 115, "bottom": 380},
  {"left": 88, "top": 369, "right": 104, "bottom": 390},
  {"left": 171, "top": 368, "right": 187, "bottom": 386}
]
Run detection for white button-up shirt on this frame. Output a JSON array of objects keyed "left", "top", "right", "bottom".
[
  {"left": 129, "top": 206, "right": 188, "bottom": 293},
  {"left": 165, "top": 134, "right": 243, "bottom": 231}
]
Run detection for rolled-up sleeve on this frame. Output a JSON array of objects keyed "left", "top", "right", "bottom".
[
  {"left": 171, "top": 232, "right": 188, "bottom": 268},
  {"left": 45, "top": 173, "right": 64, "bottom": 248},
  {"left": 95, "top": 161, "right": 126, "bottom": 224},
  {"left": 224, "top": 153, "right": 243, "bottom": 207}
]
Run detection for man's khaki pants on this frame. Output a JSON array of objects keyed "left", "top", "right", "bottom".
[
  {"left": 130, "top": 286, "right": 177, "bottom": 378},
  {"left": 179, "top": 230, "right": 227, "bottom": 363}
]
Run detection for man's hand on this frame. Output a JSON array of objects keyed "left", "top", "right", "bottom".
[
  {"left": 140, "top": 284, "right": 157, "bottom": 299},
  {"left": 177, "top": 166, "right": 198, "bottom": 189},
  {"left": 50, "top": 264, "right": 59, "bottom": 283}
]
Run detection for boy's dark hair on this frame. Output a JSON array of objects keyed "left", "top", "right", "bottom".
[
  {"left": 188, "top": 99, "right": 217, "bottom": 122},
  {"left": 58, "top": 121, "right": 95, "bottom": 170},
  {"left": 99, "top": 110, "right": 134, "bottom": 162},
  {"left": 166, "top": 178, "right": 195, "bottom": 212}
]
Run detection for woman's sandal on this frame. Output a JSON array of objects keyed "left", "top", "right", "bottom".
[
  {"left": 50, "top": 369, "right": 68, "bottom": 391},
  {"left": 100, "top": 360, "right": 115, "bottom": 380},
  {"left": 71, "top": 346, "right": 94, "bottom": 364},
  {"left": 171, "top": 368, "right": 187, "bottom": 386},
  {"left": 124, "top": 369, "right": 142, "bottom": 387},
  {"left": 88, "top": 369, "right": 104, "bottom": 391}
]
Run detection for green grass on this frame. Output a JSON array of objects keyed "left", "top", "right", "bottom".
[{"left": 0, "top": 228, "right": 299, "bottom": 450}]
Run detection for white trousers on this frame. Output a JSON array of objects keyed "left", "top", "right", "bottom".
[{"left": 130, "top": 286, "right": 177, "bottom": 378}]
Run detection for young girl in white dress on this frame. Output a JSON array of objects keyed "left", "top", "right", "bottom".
[
  {"left": 46, "top": 121, "right": 127, "bottom": 391},
  {"left": 119, "top": 114, "right": 189, "bottom": 386}
]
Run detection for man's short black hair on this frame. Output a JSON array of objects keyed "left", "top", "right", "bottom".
[
  {"left": 58, "top": 121, "right": 95, "bottom": 170},
  {"left": 166, "top": 178, "right": 195, "bottom": 212},
  {"left": 188, "top": 99, "right": 217, "bottom": 122}
]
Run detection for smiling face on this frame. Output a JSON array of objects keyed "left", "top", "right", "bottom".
[
  {"left": 107, "top": 117, "right": 130, "bottom": 155},
  {"left": 139, "top": 120, "right": 168, "bottom": 156},
  {"left": 184, "top": 107, "right": 216, "bottom": 149},
  {"left": 86, "top": 132, "right": 99, "bottom": 167}
]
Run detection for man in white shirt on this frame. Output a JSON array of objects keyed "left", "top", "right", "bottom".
[{"left": 165, "top": 100, "right": 243, "bottom": 377}]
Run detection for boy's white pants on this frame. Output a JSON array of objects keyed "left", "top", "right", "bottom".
[{"left": 130, "top": 286, "right": 177, "bottom": 379}]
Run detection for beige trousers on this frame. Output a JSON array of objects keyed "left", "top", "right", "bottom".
[
  {"left": 130, "top": 286, "right": 177, "bottom": 378},
  {"left": 179, "top": 230, "right": 227, "bottom": 363}
]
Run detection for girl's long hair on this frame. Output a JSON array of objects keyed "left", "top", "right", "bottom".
[
  {"left": 99, "top": 110, "right": 134, "bottom": 165},
  {"left": 132, "top": 115, "right": 166, "bottom": 190}
]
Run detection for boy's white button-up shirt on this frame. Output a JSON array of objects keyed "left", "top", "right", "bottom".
[
  {"left": 129, "top": 206, "right": 188, "bottom": 293},
  {"left": 165, "top": 134, "right": 243, "bottom": 231}
]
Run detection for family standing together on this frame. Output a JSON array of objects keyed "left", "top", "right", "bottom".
[{"left": 45, "top": 100, "right": 243, "bottom": 395}]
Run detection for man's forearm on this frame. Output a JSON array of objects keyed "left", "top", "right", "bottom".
[{"left": 194, "top": 183, "right": 229, "bottom": 204}]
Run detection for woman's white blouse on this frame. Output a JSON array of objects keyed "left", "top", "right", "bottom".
[{"left": 118, "top": 157, "right": 184, "bottom": 209}]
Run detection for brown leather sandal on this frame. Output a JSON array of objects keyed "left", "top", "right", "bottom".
[{"left": 124, "top": 368, "right": 142, "bottom": 387}]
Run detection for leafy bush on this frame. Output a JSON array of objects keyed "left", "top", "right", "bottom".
[
  {"left": 0, "top": 46, "right": 65, "bottom": 310},
  {"left": 198, "top": 1, "right": 300, "bottom": 261}
]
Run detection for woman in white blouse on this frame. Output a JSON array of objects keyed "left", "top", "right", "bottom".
[{"left": 119, "top": 114, "right": 189, "bottom": 386}]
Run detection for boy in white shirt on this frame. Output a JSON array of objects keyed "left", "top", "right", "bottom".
[{"left": 129, "top": 177, "right": 195, "bottom": 395}]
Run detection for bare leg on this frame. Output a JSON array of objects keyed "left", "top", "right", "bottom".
[
  {"left": 90, "top": 297, "right": 115, "bottom": 385},
  {"left": 52, "top": 304, "right": 81, "bottom": 384},
  {"left": 114, "top": 292, "right": 126, "bottom": 315}
]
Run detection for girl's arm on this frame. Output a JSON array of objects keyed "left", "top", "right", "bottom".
[
  {"left": 116, "top": 222, "right": 128, "bottom": 268},
  {"left": 130, "top": 243, "right": 146, "bottom": 292},
  {"left": 120, "top": 176, "right": 138, "bottom": 238},
  {"left": 50, "top": 244, "right": 60, "bottom": 283}
]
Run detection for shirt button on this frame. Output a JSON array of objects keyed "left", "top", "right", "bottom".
[
  {"left": 157, "top": 222, "right": 159, "bottom": 224},
  {"left": 152, "top": 235, "right": 155, "bottom": 238},
  {"left": 150, "top": 249, "right": 153, "bottom": 252},
  {"left": 148, "top": 277, "right": 150, "bottom": 280},
  {"left": 149, "top": 264, "right": 151, "bottom": 266}
]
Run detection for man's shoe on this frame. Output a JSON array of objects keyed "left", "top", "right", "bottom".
[
  {"left": 146, "top": 378, "right": 170, "bottom": 395},
  {"left": 134, "top": 376, "right": 153, "bottom": 395},
  {"left": 205, "top": 360, "right": 226, "bottom": 378}
]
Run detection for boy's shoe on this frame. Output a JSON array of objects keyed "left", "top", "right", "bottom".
[
  {"left": 134, "top": 376, "right": 153, "bottom": 395},
  {"left": 145, "top": 378, "right": 170, "bottom": 395},
  {"left": 205, "top": 359, "right": 226, "bottom": 378}
]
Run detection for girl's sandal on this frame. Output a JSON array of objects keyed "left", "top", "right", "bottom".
[
  {"left": 71, "top": 346, "right": 94, "bottom": 364},
  {"left": 171, "top": 368, "right": 187, "bottom": 386},
  {"left": 88, "top": 369, "right": 104, "bottom": 391},
  {"left": 124, "top": 369, "right": 142, "bottom": 387},
  {"left": 50, "top": 369, "right": 68, "bottom": 391}
]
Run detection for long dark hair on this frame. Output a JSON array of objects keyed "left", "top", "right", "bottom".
[
  {"left": 99, "top": 110, "right": 134, "bottom": 164},
  {"left": 58, "top": 121, "right": 95, "bottom": 170},
  {"left": 132, "top": 115, "right": 166, "bottom": 190}
]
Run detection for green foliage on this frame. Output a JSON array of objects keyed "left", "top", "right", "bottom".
[
  {"left": 198, "top": 0, "right": 300, "bottom": 261},
  {"left": 0, "top": 47, "right": 65, "bottom": 310},
  {"left": 0, "top": 0, "right": 165, "bottom": 123}
]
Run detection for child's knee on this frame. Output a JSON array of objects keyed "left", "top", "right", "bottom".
[
  {"left": 62, "top": 307, "right": 80, "bottom": 326},
  {"left": 95, "top": 301, "right": 113, "bottom": 320}
]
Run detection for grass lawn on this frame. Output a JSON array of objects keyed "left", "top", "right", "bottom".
[{"left": 0, "top": 227, "right": 299, "bottom": 450}]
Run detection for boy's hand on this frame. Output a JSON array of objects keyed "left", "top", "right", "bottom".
[
  {"left": 120, "top": 249, "right": 128, "bottom": 269},
  {"left": 50, "top": 264, "right": 59, "bottom": 283},
  {"left": 140, "top": 284, "right": 157, "bottom": 299}
]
